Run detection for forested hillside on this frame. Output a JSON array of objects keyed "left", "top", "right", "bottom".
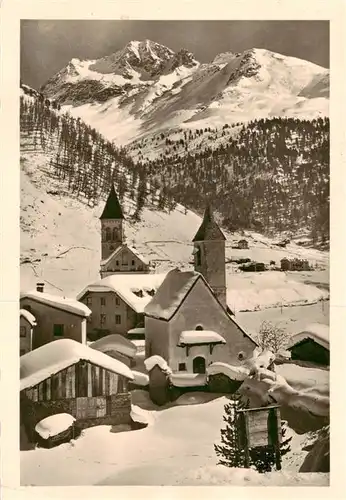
[
  {"left": 140, "top": 118, "right": 329, "bottom": 243},
  {"left": 20, "top": 85, "right": 329, "bottom": 245},
  {"left": 20, "top": 85, "right": 177, "bottom": 221}
]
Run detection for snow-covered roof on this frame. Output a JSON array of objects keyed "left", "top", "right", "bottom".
[
  {"left": 90, "top": 334, "right": 137, "bottom": 359},
  {"left": 178, "top": 330, "right": 226, "bottom": 345},
  {"left": 100, "top": 244, "right": 150, "bottom": 267},
  {"left": 286, "top": 323, "right": 329, "bottom": 351},
  {"left": 35, "top": 413, "right": 76, "bottom": 439},
  {"left": 207, "top": 362, "right": 249, "bottom": 381},
  {"left": 77, "top": 273, "right": 167, "bottom": 314},
  {"left": 20, "top": 291, "right": 91, "bottom": 318},
  {"left": 170, "top": 373, "right": 207, "bottom": 387},
  {"left": 144, "top": 269, "right": 200, "bottom": 320},
  {"left": 131, "top": 370, "right": 149, "bottom": 387},
  {"left": 20, "top": 338, "right": 134, "bottom": 391},
  {"left": 127, "top": 327, "right": 146, "bottom": 335},
  {"left": 144, "top": 355, "right": 172, "bottom": 374},
  {"left": 20, "top": 308, "right": 37, "bottom": 326}
]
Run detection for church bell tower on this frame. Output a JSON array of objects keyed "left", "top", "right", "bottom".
[
  {"left": 192, "top": 204, "right": 227, "bottom": 309},
  {"left": 100, "top": 184, "right": 124, "bottom": 261}
]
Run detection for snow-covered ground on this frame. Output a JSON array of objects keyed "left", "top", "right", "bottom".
[{"left": 21, "top": 387, "right": 329, "bottom": 486}]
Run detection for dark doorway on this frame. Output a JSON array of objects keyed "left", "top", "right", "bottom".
[{"left": 193, "top": 356, "right": 206, "bottom": 374}]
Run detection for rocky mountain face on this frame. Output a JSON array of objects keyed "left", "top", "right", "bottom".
[{"left": 40, "top": 41, "right": 329, "bottom": 146}]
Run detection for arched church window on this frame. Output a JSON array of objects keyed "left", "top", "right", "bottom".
[
  {"left": 105, "top": 227, "right": 111, "bottom": 241},
  {"left": 112, "top": 228, "right": 119, "bottom": 240},
  {"left": 195, "top": 325, "right": 204, "bottom": 331}
]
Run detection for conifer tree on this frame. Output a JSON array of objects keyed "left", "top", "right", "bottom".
[
  {"left": 214, "top": 393, "right": 248, "bottom": 468},
  {"left": 215, "top": 394, "right": 292, "bottom": 473}
]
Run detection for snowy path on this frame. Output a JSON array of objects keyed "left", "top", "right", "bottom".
[{"left": 21, "top": 397, "right": 224, "bottom": 486}]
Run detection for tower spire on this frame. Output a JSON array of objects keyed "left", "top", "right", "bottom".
[
  {"left": 100, "top": 184, "right": 124, "bottom": 220},
  {"left": 192, "top": 202, "right": 227, "bottom": 309},
  {"left": 100, "top": 184, "right": 125, "bottom": 262}
]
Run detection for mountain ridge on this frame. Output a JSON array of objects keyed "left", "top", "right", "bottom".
[{"left": 40, "top": 41, "right": 329, "bottom": 147}]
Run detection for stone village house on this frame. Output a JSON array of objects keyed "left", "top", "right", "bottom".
[
  {"left": 77, "top": 273, "right": 167, "bottom": 339},
  {"left": 20, "top": 284, "right": 91, "bottom": 351}
]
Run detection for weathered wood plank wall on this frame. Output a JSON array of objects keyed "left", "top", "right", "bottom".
[{"left": 22, "top": 360, "right": 126, "bottom": 401}]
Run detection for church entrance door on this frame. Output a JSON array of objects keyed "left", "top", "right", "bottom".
[{"left": 193, "top": 356, "right": 206, "bottom": 374}]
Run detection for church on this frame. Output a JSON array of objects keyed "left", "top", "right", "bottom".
[
  {"left": 78, "top": 184, "right": 258, "bottom": 372},
  {"left": 99, "top": 184, "right": 150, "bottom": 278}
]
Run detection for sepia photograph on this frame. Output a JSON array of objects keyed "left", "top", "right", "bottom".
[{"left": 13, "top": 11, "right": 335, "bottom": 489}]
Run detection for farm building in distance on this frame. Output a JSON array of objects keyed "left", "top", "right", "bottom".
[
  {"left": 20, "top": 339, "right": 134, "bottom": 442},
  {"left": 280, "top": 258, "right": 311, "bottom": 271},
  {"left": 20, "top": 284, "right": 91, "bottom": 350},
  {"left": 286, "top": 323, "right": 329, "bottom": 366}
]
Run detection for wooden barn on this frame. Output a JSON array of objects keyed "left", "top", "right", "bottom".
[
  {"left": 286, "top": 324, "right": 329, "bottom": 366},
  {"left": 20, "top": 338, "right": 134, "bottom": 442}
]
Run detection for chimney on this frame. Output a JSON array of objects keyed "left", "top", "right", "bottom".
[{"left": 36, "top": 282, "right": 45, "bottom": 293}]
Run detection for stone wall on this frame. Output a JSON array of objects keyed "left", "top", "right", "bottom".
[{"left": 21, "top": 392, "right": 131, "bottom": 442}]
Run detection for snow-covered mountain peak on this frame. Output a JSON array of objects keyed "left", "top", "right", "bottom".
[{"left": 41, "top": 43, "right": 329, "bottom": 147}]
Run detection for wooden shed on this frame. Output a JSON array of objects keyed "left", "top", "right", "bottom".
[
  {"left": 286, "top": 324, "right": 329, "bottom": 366},
  {"left": 20, "top": 338, "right": 134, "bottom": 441}
]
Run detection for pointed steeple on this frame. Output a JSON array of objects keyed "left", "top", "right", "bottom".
[
  {"left": 100, "top": 184, "right": 124, "bottom": 220},
  {"left": 192, "top": 204, "right": 225, "bottom": 242}
]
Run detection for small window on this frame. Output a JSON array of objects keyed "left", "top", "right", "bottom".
[
  {"left": 53, "top": 324, "right": 64, "bottom": 337},
  {"left": 115, "top": 314, "right": 121, "bottom": 325},
  {"left": 86, "top": 296, "right": 92, "bottom": 306},
  {"left": 178, "top": 362, "right": 186, "bottom": 371},
  {"left": 20, "top": 325, "right": 26, "bottom": 337},
  {"left": 115, "top": 260, "right": 119, "bottom": 266},
  {"left": 196, "top": 247, "right": 202, "bottom": 266},
  {"left": 100, "top": 314, "right": 106, "bottom": 325},
  {"left": 238, "top": 351, "right": 245, "bottom": 361},
  {"left": 196, "top": 325, "right": 204, "bottom": 331},
  {"left": 131, "top": 259, "right": 135, "bottom": 266},
  {"left": 100, "top": 297, "right": 106, "bottom": 307},
  {"left": 115, "top": 296, "right": 120, "bottom": 306}
]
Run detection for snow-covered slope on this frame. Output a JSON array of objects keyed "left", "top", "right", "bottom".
[
  {"left": 20, "top": 141, "right": 329, "bottom": 312},
  {"left": 41, "top": 42, "right": 329, "bottom": 147}
]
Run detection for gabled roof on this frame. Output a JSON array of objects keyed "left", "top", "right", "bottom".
[
  {"left": 286, "top": 323, "right": 329, "bottom": 351},
  {"left": 100, "top": 244, "right": 149, "bottom": 267},
  {"left": 90, "top": 334, "right": 137, "bottom": 359},
  {"left": 192, "top": 205, "right": 226, "bottom": 242},
  {"left": 20, "top": 291, "right": 91, "bottom": 318},
  {"left": 100, "top": 184, "right": 124, "bottom": 220},
  {"left": 144, "top": 268, "right": 258, "bottom": 346},
  {"left": 20, "top": 338, "right": 134, "bottom": 391},
  {"left": 77, "top": 273, "right": 167, "bottom": 314},
  {"left": 144, "top": 269, "right": 200, "bottom": 320}
]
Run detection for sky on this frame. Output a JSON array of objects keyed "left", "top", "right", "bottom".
[{"left": 21, "top": 20, "right": 329, "bottom": 89}]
